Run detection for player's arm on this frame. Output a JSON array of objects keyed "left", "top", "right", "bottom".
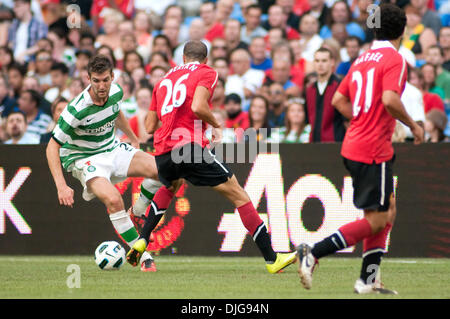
[
  {"left": 332, "top": 91, "right": 353, "bottom": 120},
  {"left": 144, "top": 110, "right": 159, "bottom": 134},
  {"left": 382, "top": 90, "right": 424, "bottom": 145},
  {"left": 116, "top": 110, "right": 139, "bottom": 148},
  {"left": 191, "top": 86, "right": 222, "bottom": 143},
  {"left": 46, "top": 138, "right": 74, "bottom": 207},
  {"left": 332, "top": 73, "right": 353, "bottom": 120},
  {"left": 191, "top": 86, "right": 220, "bottom": 128}
]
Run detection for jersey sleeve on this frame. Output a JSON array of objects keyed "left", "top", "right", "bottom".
[
  {"left": 382, "top": 54, "right": 407, "bottom": 95},
  {"left": 51, "top": 106, "right": 79, "bottom": 145},
  {"left": 197, "top": 68, "right": 219, "bottom": 97},
  {"left": 337, "top": 73, "right": 350, "bottom": 98}
]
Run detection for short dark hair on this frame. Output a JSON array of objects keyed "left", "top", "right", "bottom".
[
  {"left": 374, "top": 3, "right": 407, "bottom": 41},
  {"left": 51, "top": 62, "right": 69, "bottom": 75},
  {"left": 23, "top": 89, "right": 41, "bottom": 108},
  {"left": 153, "top": 34, "right": 171, "bottom": 47},
  {"left": 246, "top": 4, "right": 262, "bottom": 15},
  {"left": 225, "top": 93, "right": 242, "bottom": 105},
  {"left": 149, "top": 51, "right": 169, "bottom": 64},
  {"left": 87, "top": 54, "right": 113, "bottom": 76},
  {"left": 37, "top": 38, "right": 54, "bottom": 50},
  {"left": 315, "top": 47, "right": 335, "bottom": 60},
  {"left": 8, "top": 62, "right": 27, "bottom": 76},
  {"left": 213, "top": 57, "right": 229, "bottom": 65},
  {"left": 7, "top": 110, "right": 27, "bottom": 122},
  {"left": 216, "top": 77, "right": 225, "bottom": 88},
  {"left": 345, "top": 36, "right": 362, "bottom": 46},
  {"left": 269, "top": 27, "right": 287, "bottom": 39},
  {"left": 80, "top": 32, "right": 95, "bottom": 42},
  {"left": 150, "top": 65, "right": 169, "bottom": 74},
  {"left": 427, "top": 44, "right": 444, "bottom": 57},
  {"left": 183, "top": 40, "right": 208, "bottom": 62},
  {"left": 123, "top": 50, "right": 144, "bottom": 72},
  {"left": 48, "top": 26, "right": 67, "bottom": 42}
]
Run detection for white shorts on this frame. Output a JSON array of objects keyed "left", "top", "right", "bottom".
[{"left": 71, "top": 142, "right": 138, "bottom": 201}]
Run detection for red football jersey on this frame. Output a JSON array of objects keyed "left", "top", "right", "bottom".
[
  {"left": 338, "top": 41, "right": 408, "bottom": 164},
  {"left": 149, "top": 62, "right": 219, "bottom": 156}
]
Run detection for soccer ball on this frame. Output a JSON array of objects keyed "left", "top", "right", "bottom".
[{"left": 94, "top": 241, "right": 126, "bottom": 270}]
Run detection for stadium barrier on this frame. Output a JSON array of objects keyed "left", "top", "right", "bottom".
[{"left": 0, "top": 143, "right": 449, "bottom": 258}]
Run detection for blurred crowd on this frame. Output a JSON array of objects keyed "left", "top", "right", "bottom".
[{"left": 0, "top": 0, "right": 449, "bottom": 146}]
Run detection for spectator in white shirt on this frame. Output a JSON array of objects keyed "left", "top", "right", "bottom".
[
  {"left": 225, "top": 48, "right": 265, "bottom": 111},
  {"left": 4, "top": 110, "right": 39, "bottom": 144},
  {"left": 400, "top": 81, "right": 426, "bottom": 141}
]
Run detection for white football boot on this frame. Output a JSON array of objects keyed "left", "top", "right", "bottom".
[
  {"left": 296, "top": 243, "right": 318, "bottom": 290},
  {"left": 354, "top": 269, "right": 398, "bottom": 294}
]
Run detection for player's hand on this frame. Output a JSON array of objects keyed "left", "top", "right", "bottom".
[
  {"left": 411, "top": 122, "right": 425, "bottom": 145},
  {"left": 57, "top": 185, "right": 75, "bottom": 208},
  {"left": 211, "top": 127, "right": 222, "bottom": 145},
  {"left": 129, "top": 138, "right": 140, "bottom": 149}
]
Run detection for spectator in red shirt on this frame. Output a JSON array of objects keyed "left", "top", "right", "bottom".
[
  {"left": 224, "top": 93, "right": 250, "bottom": 131},
  {"left": 201, "top": 2, "right": 224, "bottom": 42},
  {"left": 91, "top": 0, "right": 133, "bottom": 36},
  {"left": 262, "top": 4, "right": 300, "bottom": 40},
  {"left": 127, "top": 86, "right": 153, "bottom": 144}
]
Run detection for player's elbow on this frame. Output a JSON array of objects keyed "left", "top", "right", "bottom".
[
  {"left": 46, "top": 138, "right": 59, "bottom": 160},
  {"left": 331, "top": 92, "right": 340, "bottom": 107},
  {"left": 191, "top": 102, "right": 206, "bottom": 117},
  {"left": 382, "top": 91, "right": 400, "bottom": 111}
]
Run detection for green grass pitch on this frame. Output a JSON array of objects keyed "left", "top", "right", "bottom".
[{"left": 0, "top": 256, "right": 449, "bottom": 299}]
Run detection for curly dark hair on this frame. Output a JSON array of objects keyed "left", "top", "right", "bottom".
[
  {"left": 87, "top": 54, "right": 113, "bottom": 76},
  {"left": 373, "top": 3, "right": 407, "bottom": 41}
]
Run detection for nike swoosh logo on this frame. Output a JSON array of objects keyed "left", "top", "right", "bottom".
[
  {"left": 331, "top": 237, "right": 339, "bottom": 248},
  {"left": 86, "top": 118, "right": 93, "bottom": 123},
  {"left": 304, "top": 247, "right": 311, "bottom": 267}
]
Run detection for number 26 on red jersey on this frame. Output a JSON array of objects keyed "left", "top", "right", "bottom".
[
  {"left": 160, "top": 73, "right": 190, "bottom": 116},
  {"left": 351, "top": 67, "right": 375, "bottom": 117}
]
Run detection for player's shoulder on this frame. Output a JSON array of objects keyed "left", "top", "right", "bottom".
[
  {"left": 66, "top": 89, "right": 88, "bottom": 114},
  {"left": 109, "top": 83, "right": 123, "bottom": 100},
  {"left": 196, "top": 63, "right": 217, "bottom": 76}
]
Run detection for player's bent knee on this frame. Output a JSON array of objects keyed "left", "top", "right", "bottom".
[
  {"left": 364, "top": 210, "right": 388, "bottom": 234},
  {"left": 104, "top": 194, "right": 124, "bottom": 212}
]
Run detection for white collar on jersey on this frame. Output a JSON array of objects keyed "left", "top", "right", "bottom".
[
  {"left": 82, "top": 84, "right": 95, "bottom": 105},
  {"left": 183, "top": 61, "right": 200, "bottom": 65},
  {"left": 370, "top": 40, "right": 397, "bottom": 51}
]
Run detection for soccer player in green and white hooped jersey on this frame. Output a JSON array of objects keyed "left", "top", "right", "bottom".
[{"left": 46, "top": 55, "right": 163, "bottom": 272}]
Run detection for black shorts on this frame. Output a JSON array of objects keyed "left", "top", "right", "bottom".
[
  {"left": 343, "top": 156, "right": 395, "bottom": 212},
  {"left": 155, "top": 143, "right": 234, "bottom": 188}
]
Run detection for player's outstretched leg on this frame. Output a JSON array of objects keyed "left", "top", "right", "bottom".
[
  {"left": 214, "top": 176, "right": 297, "bottom": 273},
  {"left": 126, "top": 185, "right": 177, "bottom": 266},
  {"left": 87, "top": 177, "right": 156, "bottom": 270},
  {"left": 129, "top": 178, "right": 162, "bottom": 217},
  {"left": 297, "top": 216, "right": 376, "bottom": 289}
]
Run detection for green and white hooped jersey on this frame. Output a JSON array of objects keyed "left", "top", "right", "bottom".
[{"left": 52, "top": 83, "right": 123, "bottom": 171}]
